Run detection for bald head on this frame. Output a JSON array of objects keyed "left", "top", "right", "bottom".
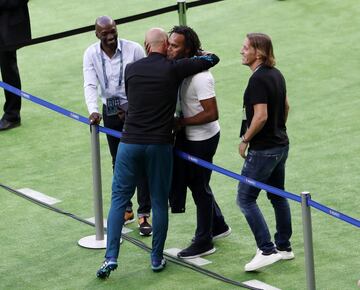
[
  {"left": 144, "top": 28, "right": 168, "bottom": 55},
  {"left": 95, "top": 16, "right": 118, "bottom": 52},
  {"left": 95, "top": 16, "right": 115, "bottom": 29}
]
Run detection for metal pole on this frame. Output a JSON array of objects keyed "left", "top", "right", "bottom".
[
  {"left": 301, "top": 191, "right": 316, "bottom": 290},
  {"left": 90, "top": 124, "right": 105, "bottom": 240},
  {"left": 78, "top": 124, "right": 106, "bottom": 248},
  {"left": 177, "top": 0, "right": 187, "bottom": 26}
]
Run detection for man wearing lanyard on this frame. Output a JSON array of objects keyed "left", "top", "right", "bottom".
[
  {"left": 237, "top": 33, "right": 293, "bottom": 272},
  {"left": 83, "top": 16, "right": 152, "bottom": 236}
]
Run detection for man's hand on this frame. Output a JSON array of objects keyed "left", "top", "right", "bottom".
[
  {"left": 117, "top": 107, "right": 126, "bottom": 122},
  {"left": 89, "top": 112, "right": 102, "bottom": 125},
  {"left": 239, "top": 142, "right": 248, "bottom": 159}
]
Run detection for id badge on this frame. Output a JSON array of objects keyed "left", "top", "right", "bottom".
[
  {"left": 106, "top": 96, "right": 121, "bottom": 116},
  {"left": 242, "top": 106, "right": 247, "bottom": 121}
]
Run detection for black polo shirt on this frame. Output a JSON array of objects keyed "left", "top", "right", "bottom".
[{"left": 243, "top": 65, "right": 289, "bottom": 150}]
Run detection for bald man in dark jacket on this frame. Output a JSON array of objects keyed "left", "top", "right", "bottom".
[{"left": 0, "top": 0, "right": 31, "bottom": 130}]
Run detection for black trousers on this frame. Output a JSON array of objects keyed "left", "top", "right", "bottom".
[
  {"left": 102, "top": 105, "right": 151, "bottom": 215},
  {"left": 171, "top": 132, "right": 227, "bottom": 244},
  {"left": 169, "top": 130, "right": 187, "bottom": 213},
  {"left": 0, "top": 50, "right": 21, "bottom": 121}
]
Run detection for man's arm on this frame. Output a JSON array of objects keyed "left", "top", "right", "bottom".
[
  {"left": 179, "top": 98, "right": 218, "bottom": 127},
  {"left": 239, "top": 103, "right": 267, "bottom": 158},
  {"left": 174, "top": 53, "right": 219, "bottom": 80},
  {"left": 83, "top": 49, "right": 101, "bottom": 124}
]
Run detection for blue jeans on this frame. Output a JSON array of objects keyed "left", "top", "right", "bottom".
[
  {"left": 237, "top": 145, "right": 292, "bottom": 254},
  {"left": 105, "top": 143, "right": 173, "bottom": 261}
]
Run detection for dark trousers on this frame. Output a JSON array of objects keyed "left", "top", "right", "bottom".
[
  {"left": 169, "top": 130, "right": 187, "bottom": 213},
  {"left": 106, "top": 143, "right": 172, "bottom": 261},
  {"left": 237, "top": 145, "right": 292, "bottom": 253},
  {"left": 0, "top": 50, "right": 21, "bottom": 121},
  {"left": 102, "top": 105, "right": 151, "bottom": 215},
  {"left": 171, "top": 132, "right": 227, "bottom": 244}
]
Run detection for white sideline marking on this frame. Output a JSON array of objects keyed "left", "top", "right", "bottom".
[
  {"left": 86, "top": 217, "right": 133, "bottom": 233},
  {"left": 243, "top": 279, "right": 281, "bottom": 290},
  {"left": 17, "top": 188, "right": 61, "bottom": 205},
  {"left": 164, "top": 248, "right": 212, "bottom": 266}
]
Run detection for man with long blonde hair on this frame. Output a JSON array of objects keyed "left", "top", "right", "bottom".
[{"left": 237, "top": 33, "right": 293, "bottom": 272}]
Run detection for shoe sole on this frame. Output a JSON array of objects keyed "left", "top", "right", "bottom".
[
  {"left": 151, "top": 260, "right": 166, "bottom": 272},
  {"left": 213, "top": 227, "right": 232, "bottom": 241},
  {"left": 178, "top": 247, "right": 216, "bottom": 259},
  {"left": 139, "top": 231, "right": 152, "bottom": 236}
]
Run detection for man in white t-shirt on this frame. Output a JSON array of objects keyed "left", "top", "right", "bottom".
[{"left": 167, "top": 26, "right": 231, "bottom": 259}]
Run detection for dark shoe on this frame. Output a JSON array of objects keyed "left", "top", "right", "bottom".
[
  {"left": 177, "top": 242, "right": 216, "bottom": 259},
  {"left": 0, "top": 118, "right": 21, "bottom": 131},
  {"left": 138, "top": 216, "right": 152, "bottom": 236},
  {"left": 124, "top": 210, "right": 135, "bottom": 225},
  {"left": 190, "top": 225, "right": 232, "bottom": 243},
  {"left": 96, "top": 259, "right": 118, "bottom": 279},
  {"left": 151, "top": 258, "right": 166, "bottom": 272},
  {"left": 213, "top": 225, "right": 232, "bottom": 241}
]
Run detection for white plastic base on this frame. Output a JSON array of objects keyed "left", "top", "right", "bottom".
[{"left": 78, "top": 235, "right": 107, "bottom": 249}]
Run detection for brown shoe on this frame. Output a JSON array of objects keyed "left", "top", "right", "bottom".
[{"left": 124, "top": 210, "right": 135, "bottom": 225}]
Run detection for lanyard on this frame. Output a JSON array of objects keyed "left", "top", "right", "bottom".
[{"left": 101, "top": 40, "right": 123, "bottom": 89}]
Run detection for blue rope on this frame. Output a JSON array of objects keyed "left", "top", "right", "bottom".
[{"left": 1, "top": 81, "right": 359, "bottom": 228}]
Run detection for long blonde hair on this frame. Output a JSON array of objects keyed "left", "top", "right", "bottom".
[{"left": 247, "top": 33, "right": 276, "bottom": 67}]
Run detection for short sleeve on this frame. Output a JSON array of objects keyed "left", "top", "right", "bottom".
[
  {"left": 191, "top": 71, "right": 215, "bottom": 101},
  {"left": 247, "top": 76, "right": 268, "bottom": 105}
]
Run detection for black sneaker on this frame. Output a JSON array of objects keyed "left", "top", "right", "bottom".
[
  {"left": 151, "top": 258, "right": 166, "bottom": 272},
  {"left": 96, "top": 259, "right": 118, "bottom": 279},
  {"left": 212, "top": 225, "right": 232, "bottom": 241},
  {"left": 138, "top": 216, "right": 152, "bottom": 236},
  {"left": 177, "top": 242, "right": 216, "bottom": 259},
  {"left": 190, "top": 225, "right": 232, "bottom": 243}
]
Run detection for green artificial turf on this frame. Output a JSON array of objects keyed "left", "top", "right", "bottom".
[{"left": 0, "top": 0, "right": 359, "bottom": 289}]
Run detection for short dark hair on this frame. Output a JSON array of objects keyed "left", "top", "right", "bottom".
[
  {"left": 169, "top": 25, "right": 202, "bottom": 57},
  {"left": 247, "top": 33, "right": 276, "bottom": 67}
]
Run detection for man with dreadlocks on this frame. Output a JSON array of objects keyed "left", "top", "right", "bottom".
[{"left": 167, "top": 25, "right": 231, "bottom": 259}]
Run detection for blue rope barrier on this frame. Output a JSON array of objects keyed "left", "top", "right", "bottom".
[
  {"left": 308, "top": 199, "right": 360, "bottom": 228},
  {"left": 1, "top": 81, "right": 359, "bottom": 229}
]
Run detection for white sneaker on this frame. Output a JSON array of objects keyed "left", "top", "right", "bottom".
[
  {"left": 244, "top": 249, "right": 282, "bottom": 272},
  {"left": 276, "top": 249, "right": 295, "bottom": 260}
]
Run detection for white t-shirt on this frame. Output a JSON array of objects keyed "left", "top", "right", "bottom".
[{"left": 180, "top": 71, "right": 220, "bottom": 141}]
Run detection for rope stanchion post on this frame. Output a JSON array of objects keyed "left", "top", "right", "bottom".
[
  {"left": 78, "top": 124, "right": 107, "bottom": 249},
  {"left": 301, "top": 191, "right": 316, "bottom": 290},
  {"left": 178, "top": 0, "right": 187, "bottom": 25}
]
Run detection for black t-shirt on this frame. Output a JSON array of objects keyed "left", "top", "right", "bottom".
[
  {"left": 122, "top": 52, "right": 219, "bottom": 144},
  {"left": 243, "top": 65, "right": 289, "bottom": 150}
]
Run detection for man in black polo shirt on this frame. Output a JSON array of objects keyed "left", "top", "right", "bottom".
[
  {"left": 96, "top": 27, "right": 219, "bottom": 279},
  {"left": 237, "top": 33, "right": 293, "bottom": 272}
]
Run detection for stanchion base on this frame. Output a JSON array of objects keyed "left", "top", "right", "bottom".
[{"left": 78, "top": 235, "right": 107, "bottom": 249}]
